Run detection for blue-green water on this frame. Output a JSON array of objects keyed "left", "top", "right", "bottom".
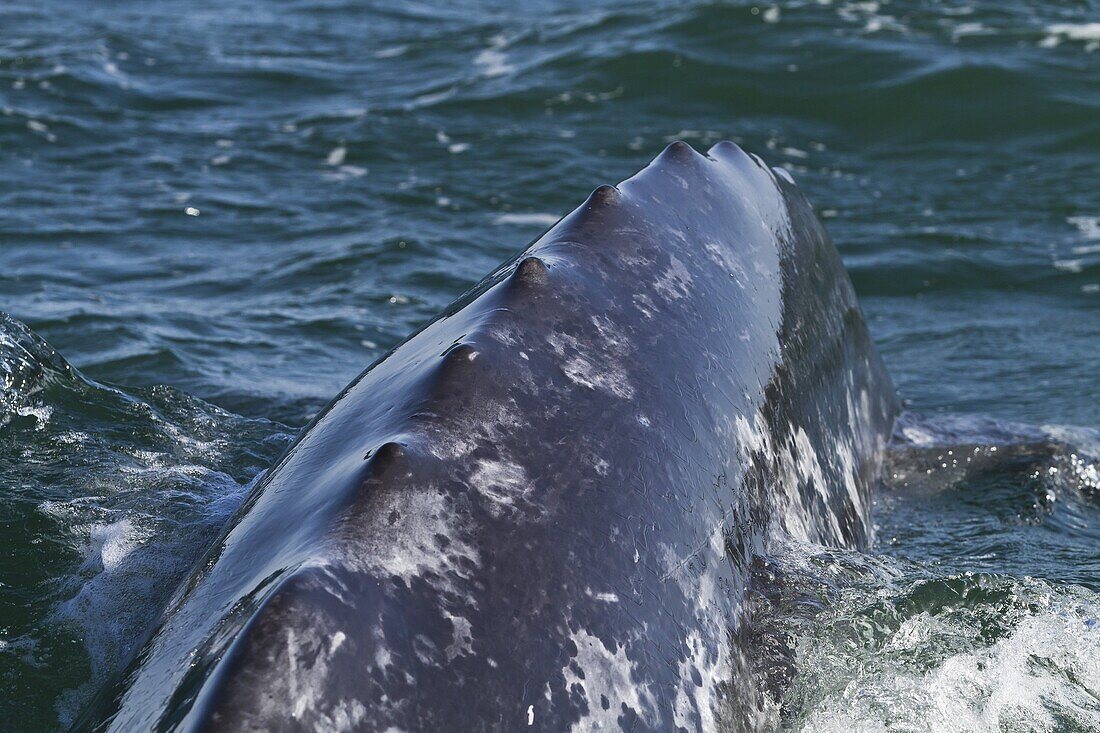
[{"left": 1, "top": 1, "right": 1098, "bottom": 730}]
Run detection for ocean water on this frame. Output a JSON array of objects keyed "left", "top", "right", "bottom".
[{"left": 1, "top": 0, "right": 1098, "bottom": 730}]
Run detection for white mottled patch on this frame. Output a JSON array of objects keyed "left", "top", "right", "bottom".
[
  {"left": 730, "top": 370, "right": 883, "bottom": 551},
  {"left": 558, "top": 353, "right": 634, "bottom": 399},
  {"left": 426, "top": 401, "right": 524, "bottom": 461},
  {"left": 373, "top": 625, "right": 393, "bottom": 670},
  {"left": 703, "top": 241, "right": 747, "bottom": 281},
  {"left": 469, "top": 457, "right": 531, "bottom": 515},
  {"left": 490, "top": 322, "right": 520, "bottom": 347},
  {"left": 653, "top": 254, "right": 694, "bottom": 301},
  {"left": 325, "top": 487, "right": 479, "bottom": 601},
  {"left": 770, "top": 396, "right": 878, "bottom": 546},
  {"left": 548, "top": 329, "right": 635, "bottom": 401},
  {"left": 562, "top": 629, "right": 656, "bottom": 730},
  {"left": 773, "top": 425, "right": 840, "bottom": 543},
  {"left": 426, "top": 431, "right": 479, "bottom": 461},
  {"left": 412, "top": 633, "right": 440, "bottom": 666},
  {"left": 792, "top": 428, "right": 830, "bottom": 515},
  {"left": 585, "top": 588, "right": 620, "bottom": 603},
  {"left": 443, "top": 611, "right": 474, "bottom": 660},
  {"left": 733, "top": 412, "right": 771, "bottom": 459},
  {"left": 250, "top": 618, "right": 367, "bottom": 732},
  {"left": 672, "top": 630, "right": 731, "bottom": 732},
  {"left": 590, "top": 315, "right": 627, "bottom": 348},
  {"left": 324, "top": 700, "right": 368, "bottom": 731},
  {"left": 632, "top": 292, "right": 658, "bottom": 319},
  {"left": 592, "top": 456, "right": 610, "bottom": 476},
  {"left": 833, "top": 437, "right": 862, "bottom": 520},
  {"left": 659, "top": 516, "right": 729, "bottom": 624}
]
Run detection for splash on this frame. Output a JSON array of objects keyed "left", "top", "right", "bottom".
[
  {"left": 753, "top": 413, "right": 1100, "bottom": 732},
  {"left": 0, "top": 314, "right": 293, "bottom": 731}
]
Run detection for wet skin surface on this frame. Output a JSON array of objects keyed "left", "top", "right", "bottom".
[{"left": 82, "top": 143, "right": 896, "bottom": 732}]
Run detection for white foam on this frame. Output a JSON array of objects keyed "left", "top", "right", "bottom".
[
  {"left": 373, "top": 45, "right": 407, "bottom": 59},
  {"left": 474, "top": 35, "right": 514, "bottom": 78},
  {"left": 1046, "top": 23, "right": 1100, "bottom": 41},
  {"left": 1068, "top": 215, "right": 1100, "bottom": 241},
  {"left": 952, "top": 22, "right": 990, "bottom": 38},
  {"left": 326, "top": 146, "right": 347, "bottom": 166},
  {"left": 89, "top": 519, "right": 143, "bottom": 572},
  {"left": 493, "top": 213, "right": 559, "bottom": 227},
  {"left": 14, "top": 403, "right": 52, "bottom": 429},
  {"left": 793, "top": 582, "right": 1100, "bottom": 732},
  {"left": 1042, "top": 23, "right": 1100, "bottom": 50}
]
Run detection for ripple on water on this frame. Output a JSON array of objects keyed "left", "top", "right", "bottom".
[
  {"left": 0, "top": 314, "right": 293, "bottom": 731},
  {"left": 753, "top": 413, "right": 1100, "bottom": 732}
]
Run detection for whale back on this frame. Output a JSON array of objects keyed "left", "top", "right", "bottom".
[{"left": 88, "top": 142, "right": 897, "bottom": 732}]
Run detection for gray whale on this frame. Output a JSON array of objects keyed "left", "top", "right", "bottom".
[{"left": 84, "top": 141, "right": 897, "bottom": 732}]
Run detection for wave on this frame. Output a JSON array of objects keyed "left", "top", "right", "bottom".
[
  {"left": 751, "top": 412, "right": 1100, "bottom": 731},
  {"left": 0, "top": 314, "right": 293, "bottom": 731}
]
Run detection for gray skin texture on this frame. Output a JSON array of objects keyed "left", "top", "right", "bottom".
[{"left": 83, "top": 141, "right": 897, "bottom": 732}]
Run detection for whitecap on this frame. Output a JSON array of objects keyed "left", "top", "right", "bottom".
[
  {"left": 474, "top": 35, "right": 514, "bottom": 78},
  {"left": 492, "top": 213, "right": 559, "bottom": 227}
]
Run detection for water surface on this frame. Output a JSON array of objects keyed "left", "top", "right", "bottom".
[{"left": 2, "top": 0, "right": 1098, "bottom": 729}]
